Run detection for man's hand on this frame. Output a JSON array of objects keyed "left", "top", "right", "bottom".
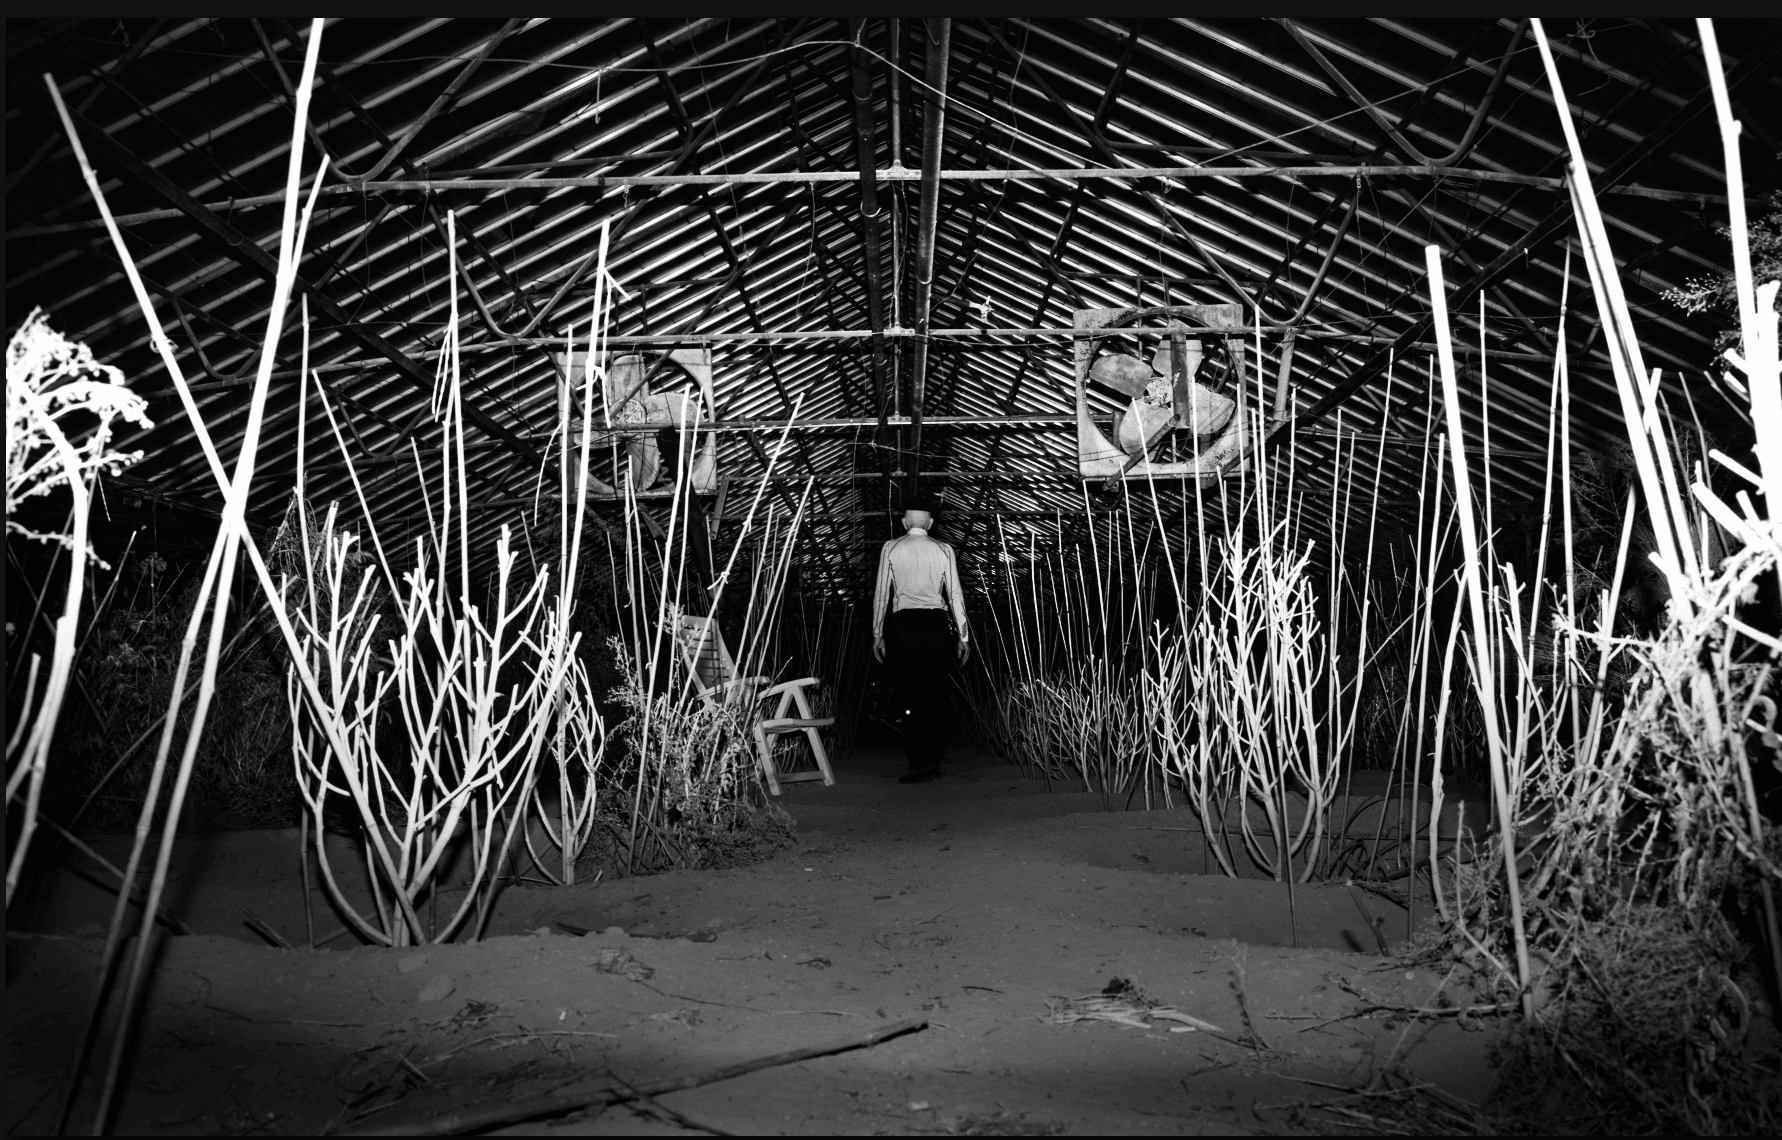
[
  {"left": 873, "top": 635, "right": 886, "bottom": 662},
  {"left": 956, "top": 637, "right": 971, "bottom": 665}
]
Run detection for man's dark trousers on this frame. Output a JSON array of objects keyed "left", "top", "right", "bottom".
[{"left": 886, "top": 607, "right": 952, "bottom": 772}]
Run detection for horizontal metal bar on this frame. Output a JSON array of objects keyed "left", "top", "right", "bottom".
[
  {"left": 481, "top": 469, "right": 1092, "bottom": 489},
  {"left": 161, "top": 324, "right": 1584, "bottom": 394},
  {"left": 562, "top": 325, "right": 1254, "bottom": 343},
  {"left": 1061, "top": 270, "right": 1260, "bottom": 283},
  {"left": 489, "top": 417, "right": 1538, "bottom": 461},
  {"left": 540, "top": 413, "right": 1078, "bottom": 433},
  {"left": 167, "top": 341, "right": 1583, "bottom": 399},
  {"left": 478, "top": 328, "right": 1577, "bottom": 360},
  {"left": 177, "top": 320, "right": 1575, "bottom": 376},
  {"left": 1102, "top": 146, "right": 1372, "bottom": 162},
  {"left": 423, "top": 151, "right": 683, "bottom": 179},
  {"left": 816, "top": 508, "right": 1151, "bottom": 519},
  {"left": 1289, "top": 426, "right": 1547, "bottom": 460},
  {"left": 729, "top": 469, "right": 1089, "bottom": 482},
  {"left": 9, "top": 167, "right": 1728, "bottom": 237}
]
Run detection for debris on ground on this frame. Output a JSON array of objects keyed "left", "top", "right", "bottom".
[
  {"left": 1044, "top": 977, "right": 1225, "bottom": 1033},
  {"left": 589, "top": 947, "right": 654, "bottom": 981}
]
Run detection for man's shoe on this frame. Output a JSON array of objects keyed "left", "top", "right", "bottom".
[{"left": 898, "top": 767, "right": 941, "bottom": 784}]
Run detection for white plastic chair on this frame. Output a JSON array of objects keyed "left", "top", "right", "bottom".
[{"left": 674, "top": 614, "right": 835, "bottom": 795}]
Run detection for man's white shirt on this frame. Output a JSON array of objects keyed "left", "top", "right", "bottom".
[{"left": 872, "top": 528, "right": 969, "bottom": 643}]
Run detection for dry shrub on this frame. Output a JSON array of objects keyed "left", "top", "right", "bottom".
[
  {"left": 573, "top": 788, "right": 795, "bottom": 877},
  {"left": 57, "top": 579, "right": 294, "bottom": 831},
  {"left": 1412, "top": 37, "right": 1782, "bottom": 1138},
  {"left": 1493, "top": 907, "right": 1779, "bottom": 1135},
  {"left": 606, "top": 634, "right": 795, "bottom": 874},
  {"left": 979, "top": 666, "right": 1146, "bottom": 792},
  {"left": 1497, "top": 552, "right": 1782, "bottom": 1133},
  {"left": 562, "top": 797, "right": 793, "bottom": 879},
  {"left": 7, "top": 308, "right": 153, "bottom": 897},
  {"left": 676, "top": 798, "right": 796, "bottom": 869},
  {"left": 1448, "top": 545, "right": 1782, "bottom": 1134}
]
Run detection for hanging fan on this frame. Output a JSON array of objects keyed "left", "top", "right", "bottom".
[
  {"left": 604, "top": 351, "right": 719, "bottom": 494},
  {"left": 1089, "top": 323, "right": 1235, "bottom": 465},
  {"left": 1073, "top": 304, "right": 1249, "bottom": 480}
]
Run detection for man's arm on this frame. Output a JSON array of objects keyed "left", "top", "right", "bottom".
[
  {"left": 942, "top": 543, "right": 969, "bottom": 643},
  {"left": 872, "top": 539, "right": 896, "bottom": 650}
]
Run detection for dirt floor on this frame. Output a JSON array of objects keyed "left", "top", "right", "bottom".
[{"left": 6, "top": 745, "right": 1501, "bottom": 1135}]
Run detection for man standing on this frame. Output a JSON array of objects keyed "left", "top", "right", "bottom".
[{"left": 872, "top": 502, "right": 970, "bottom": 783}]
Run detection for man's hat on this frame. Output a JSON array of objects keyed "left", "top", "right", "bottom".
[{"left": 900, "top": 497, "right": 937, "bottom": 516}]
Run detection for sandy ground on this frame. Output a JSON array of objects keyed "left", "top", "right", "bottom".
[{"left": 6, "top": 745, "right": 1499, "bottom": 1135}]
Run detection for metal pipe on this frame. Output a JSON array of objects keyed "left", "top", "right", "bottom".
[
  {"left": 888, "top": 18, "right": 904, "bottom": 170},
  {"left": 1283, "top": 19, "right": 1525, "bottom": 170},
  {"left": 185, "top": 327, "right": 1572, "bottom": 395},
  {"left": 1282, "top": 190, "right": 1361, "bottom": 326},
  {"left": 529, "top": 327, "right": 1569, "bottom": 357},
  {"left": 12, "top": 165, "right": 1732, "bottom": 236},
  {"left": 888, "top": 16, "right": 908, "bottom": 449},
  {"left": 1272, "top": 331, "right": 1298, "bottom": 419},
  {"left": 1269, "top": 188, "right": 1359, "bottom": 417},
  {"left": 847, "top": 18, "right": 895, "bottom": 503},
  {"left": 907, "top": 18, "right": 951, "bottom": 501}
]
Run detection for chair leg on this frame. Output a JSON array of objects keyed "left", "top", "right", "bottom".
[
  {"left": 803, "top": 727, "right": 836, "bottom": 786},
  {"left": 789, "top": 685, "right": 835, "bottom": 785},
  {"left": 754, "top": 722, "right": 782, "bottom": 796}
]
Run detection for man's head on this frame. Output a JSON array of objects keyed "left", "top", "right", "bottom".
[{"left": 901, "top": 497, "right": 935, "bottom": 533}]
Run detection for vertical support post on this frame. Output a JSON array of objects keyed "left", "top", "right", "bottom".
[
  {"left": 1272, "top": 330, "right": 1297, "bottom": 420},
  {"left": 847, "top": 19, "right": 895, "bottom": 520},
  {"left": 888, "top": 18, "right": 904, "bottom": 170},
  {"left": 908, "top": 18, "right": 952, "bottom": 503}
]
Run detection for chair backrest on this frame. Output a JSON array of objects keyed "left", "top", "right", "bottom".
[{"left": 675, "top": 613, "right": 734, "bottom": 695}]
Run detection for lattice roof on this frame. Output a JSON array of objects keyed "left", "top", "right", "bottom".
[{"left": 8, "top": 18, "right": 1779, "bottom": 597}]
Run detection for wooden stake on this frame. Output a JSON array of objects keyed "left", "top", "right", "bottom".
[{"left": 350, "top": 1017, "right": 929, "bottom": 1136}]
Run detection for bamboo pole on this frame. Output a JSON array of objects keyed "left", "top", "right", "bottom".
[
  {"left": 1415, "top": 429, "right": 1452, "bottom": 920},
  {"left": 1425, "top": 243, "right": 1535, "bottom": 1020},
  {"left": 46, "top": 25, "right": 345, "bottom": 1129},
  {"left": 1534, "top": 28, "right": 1696, "bottom": 616},
  {"left": 1697, "top": 15, "right": 1782, "bottom": 1002}
]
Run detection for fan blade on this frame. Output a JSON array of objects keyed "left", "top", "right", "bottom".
[{"left": 1089, "top": 352, "right": 1154, "bottom": 398}]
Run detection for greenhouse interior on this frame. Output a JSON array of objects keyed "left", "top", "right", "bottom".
[{"left": 6, "top": 16, "right": 1782, "bottom": 1135}]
